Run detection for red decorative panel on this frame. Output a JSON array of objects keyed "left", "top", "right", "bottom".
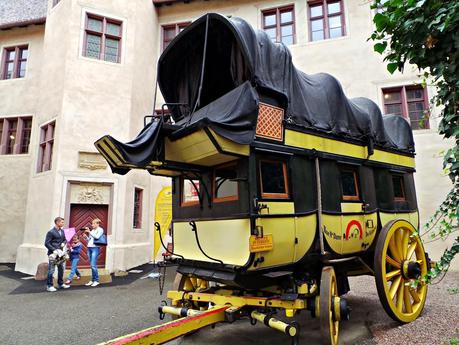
[{"left": 256, "top": 102, "right": 284, "bottom": 141}]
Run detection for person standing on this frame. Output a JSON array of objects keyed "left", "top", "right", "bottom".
[
  {"left": 83, "top": 218, "right": 104, "bottom": 287},
  {"left": 44, "top": 217, "right": 70, "bottom": 292},
  {"left": 64, "top": 235, "right": 83, "bottom": 285}
]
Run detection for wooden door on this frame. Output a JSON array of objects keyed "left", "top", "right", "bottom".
[{"left": 68, "top": 204, "right": 108, "bottom": 268}]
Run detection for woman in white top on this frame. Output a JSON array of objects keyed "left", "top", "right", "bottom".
[{"left": 83, "top": 218, "right": 104, "bottom": 287}]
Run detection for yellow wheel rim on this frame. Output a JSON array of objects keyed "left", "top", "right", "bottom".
[
  {"left": 320, "top": 266, "right": 339, "bottom": 345},
  {"left": 379, "top": 220, "right": 427, "bottom": 323}
]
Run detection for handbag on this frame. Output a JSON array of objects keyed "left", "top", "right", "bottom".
[{"left": 93, "top": 233, "right": 108, "bottom": 246}]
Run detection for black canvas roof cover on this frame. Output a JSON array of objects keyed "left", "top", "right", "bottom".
[{"left": 158, "top": 13, "right": 415, "bottom": 153}]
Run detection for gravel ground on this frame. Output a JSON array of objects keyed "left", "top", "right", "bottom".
[
  {"left": 349, "top": 272, "right": 459, "bottom": 345},
  {"left": 0, "top": 263, "right": 457, "bottom": 345}
]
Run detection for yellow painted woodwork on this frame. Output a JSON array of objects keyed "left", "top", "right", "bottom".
[
  {"left": 294, "top": 215, "right": 317, "bottom": 261},
  {"left": 284, "top": 130, "right": 415, "bottom": 168},
  {"left": 173, "top": 218, "right": 251, "bottom": 266},
  {"left": 208, "top": 128, "right": 250, "bottom": 156},
  {"left": 322, "top": 212, "right": 378, "bottom": 254},
  {"left": 252, "top": 217, "right": 295, "bottom": 269},
  {"left": 165, "top": 129, "right": 248, "bottom": 166},
  {"left": 380, "top": 211, "right": 419, "bottom": 231},
  {"left": 149, "top": 169, "right": 181, "bottom": 177},
  {"left": 340, "top": 203, "right": 362, "bottom": 213},
  {"left": 258, "top": 201, "right": 295, "bottom": 215}
]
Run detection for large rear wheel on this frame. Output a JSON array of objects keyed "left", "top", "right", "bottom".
[
  {"left": 169, "top": 273, "right": 210, "bottom": 319},
  {"left": 374, "top": 220, "right": 428, "bottom": 323}
]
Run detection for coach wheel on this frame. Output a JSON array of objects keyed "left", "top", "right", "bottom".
[
  {"left": 320, "top": 266, "right": 339, "bottom": 345},
  {"left": 170, "top": 273, "right": 209, "bottom": 319},
  {"left": 374, "top": 220, "right": 428, "bottom": 323}
]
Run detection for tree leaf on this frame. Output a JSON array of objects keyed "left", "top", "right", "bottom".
[
  {"left": 374, "top": 42, "right": 387, "bottom": 54},
  {"left": 387, "top": 62, "right": 398, "bottom": 74}
]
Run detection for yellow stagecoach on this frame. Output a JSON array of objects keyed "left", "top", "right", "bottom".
[{"left": 96, "top": 13, "right": 429, "bottom": 345}]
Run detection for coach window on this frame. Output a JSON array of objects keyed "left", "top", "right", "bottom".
[
  {"left": 259, "top": 160, "right": 289, "bottom": 199},
  {"left": 340, "top": 167, "right": 360, "bottom": 201},
  {"left": 214, "top": 163, "right": 238, "bottom": 202},
  {"left": 392, "top": 174, "right": 406, "bottom": 201},
  {"left": 181, "top": 178, "right": 200, "bottom": 206}
]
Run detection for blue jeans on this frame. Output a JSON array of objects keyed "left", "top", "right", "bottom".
[
  {"left": 47, "top": 260, "right": 64, "bottom": 287},
  {"left": 88, "top": 247, "right": 100, "bottom": 282},
  {"left": 67, "top": 258, "right": 81, "bottom": 281}
]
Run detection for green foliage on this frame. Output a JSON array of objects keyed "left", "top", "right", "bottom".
[{"left": 371, "top": 0, "right": 459, "bottom": 281}]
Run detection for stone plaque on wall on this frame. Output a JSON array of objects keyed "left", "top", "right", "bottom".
[
  {"left": 78, "top": 152, "right": 107, "bottom": 170},
  {"left": 70, "top": 183, "right": 110, "bottom": 205}
]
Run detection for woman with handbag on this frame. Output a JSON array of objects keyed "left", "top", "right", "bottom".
[{"left": 83, "top": 218, "right": 107, "bottom": 287}]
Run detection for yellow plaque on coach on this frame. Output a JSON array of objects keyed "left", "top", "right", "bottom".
[{"left": 249, "top": 234, "right": 274, "bottom": 253}]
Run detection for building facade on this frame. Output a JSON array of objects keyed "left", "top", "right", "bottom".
[{"left": 0, "top": 0, "right": 455, "bottom": 274}]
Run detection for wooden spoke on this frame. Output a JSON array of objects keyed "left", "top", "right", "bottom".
[
  {"left": 396, "top": 282, "right": 404, "bottom": 312},
  {"left": 386, "top": 269, "right": 401, "bottom": 281},
  {"left": 404, "top": 286, "right": 413, "bottom": 313},
  {"left": 190, "top": 277, "right": 198, "bottom": 289},
  {"left": 184, "top": 278, "right": 194, "bottom": 291},
  {"left": 402, "top": 229, "right": 409, "bottom": 259},
  {"left": 395, "top": 229, "right": 404, "bottom": 261},
  {"left": 386, "top": 255, "right": 401, "bottom": 268},
  {"left": 407, "top": 242, "right": 417, "bottom": 260},
  {"left": 389, "top": 236, "right": 401, "bottom": 262},
  {"left": 389, "top": 276, "right": 402, "bottom": 300},
  {"left": 409, "top": 287, "right": 421, "bottom": 304}
]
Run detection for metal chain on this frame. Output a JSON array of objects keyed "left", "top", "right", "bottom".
[{"left": 158, "top": 262, "right": 167, "bottom": 295}]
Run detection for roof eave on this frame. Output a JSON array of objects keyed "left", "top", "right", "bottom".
[{"left": 0, "top": 17, "right": 46, "bottom": 31}]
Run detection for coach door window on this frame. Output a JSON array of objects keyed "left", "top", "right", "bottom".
[
  {"left": 392, "top": 174, "right": 406, "bottom": 201},
  {"left": 259, "top": 160, "right": 289, "bottom": 199},
  {"left": 340, "top": 167, "right": 360, "bottom": 201}
]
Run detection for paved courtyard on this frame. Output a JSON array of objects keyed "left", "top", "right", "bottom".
[{"left": 0, "top": 263, "right": 457, "bottom": 345}]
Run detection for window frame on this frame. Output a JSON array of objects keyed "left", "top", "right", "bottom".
[
  {"left": 133, "top": 187, "right": 143, "bottom": 229},
  {"left": 0, "top": 116, "right": 32, "bottom": 155},
  {"left": 83, "top": 13, "right": 123, "bottom": 64},
  {"left": 382, "top": 85, "right": 430, "bottom": 129},
  {"left": 308, "top": 0, "right": 346, "bottom": 42},
  {"left": 259, "top": 159, "right": 290, "bottom": 199},
  {"left": 339, "top": 167, "right": 360, "bottom": 202},
  {"left": 261, "top": 4, "right": 296, "bottom": 45},
  {"left": 213, "top": 162, "right": 239, "bottom": 203},
  {"left": 37, "top": 121, "right": 56, "bottom": 173},
  {"left": 180, "top": 176, "right": 201, "bottom": 207},
  {"left": 1, "top": 45, "right": 29, "bottom": 80},
  {"left": 392, "top": 174, "right": 406, "bottom": 202},
  {"left": 161, "top": 22, "right": 191, "bottom": 52}
]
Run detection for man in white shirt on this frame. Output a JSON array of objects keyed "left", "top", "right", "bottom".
[{"left": 83, "top": 218, "right": 104, "bottom": 287}]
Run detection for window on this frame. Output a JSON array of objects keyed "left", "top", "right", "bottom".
[
  {"left": 213, "top": 163, "right": 238, "bottom": 202},
  {"left": 83, "top": 14, "right": 122, "bottom": 63},
  {"left": 162, "top": 22, "right": 190, "bottom": 51},
  {"left": 262, "top": 5, "right": 295, "bottom": 45},
  {"left": 259, "top": 160, "right": 289, "bottom": 199},
  {"left": 382, "top": 85, "right": 430, "bottom": 129},
  {"left": 392, "top": 175, "right": 406, "bottom": 201},
  {"left": 133, "top": 188, "right": 143, "bottom": 229},
  {"left": 1, "top": 45, "right": 28, "bottom": 80},
  {"left": 340, "top": 168, "right": 360, "bottom": 201},
  {"left": 37, "top": 121, "right": 55, "bottom": 173},
  {"left": 181, "top": 178, "right": 200, "bottom": 206},
  {"left": 308, "top": 0, "right": 345, "bottom": 41},
  {"left": 0, "top": 117, "right": 32, "bottom": 155}
]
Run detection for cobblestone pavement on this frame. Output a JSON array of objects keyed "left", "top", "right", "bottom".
[{"left": 0, "top": 264, "right": 457, "bottom": 345}]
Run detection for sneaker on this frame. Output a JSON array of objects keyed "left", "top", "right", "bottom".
[
  {"left": 47, "top": 286, "right": 57, "bottom": 292},
  {"left": 75, "top": 276, "right": 81, "bottom": 280},
  {"left": 59, "top": 284, "right": 70, "bottom": 289},
  {"left": 85, "top": 281, "right": 93, "bottom": 286},
  {"left": 64, "top": 280, "right": 71, "bottom": 285},
  {"left": 91, "top": 281, "right": 100, "bottom": 287}
]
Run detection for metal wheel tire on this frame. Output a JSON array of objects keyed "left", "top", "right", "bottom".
[
  {"left": 320, "top": 266, "right": 340, "bottom": 345},
  {"left": 374, "top": 219, "right": 428, "bottom": 323}
]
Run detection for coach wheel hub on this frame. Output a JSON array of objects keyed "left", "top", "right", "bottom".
[{"left": 402, "top": 260, "right": 421, "bottom": 280}]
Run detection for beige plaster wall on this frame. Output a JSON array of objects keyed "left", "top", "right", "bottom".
[{"left": 0, "top": 25, "right": 45, "bottom": 262}]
